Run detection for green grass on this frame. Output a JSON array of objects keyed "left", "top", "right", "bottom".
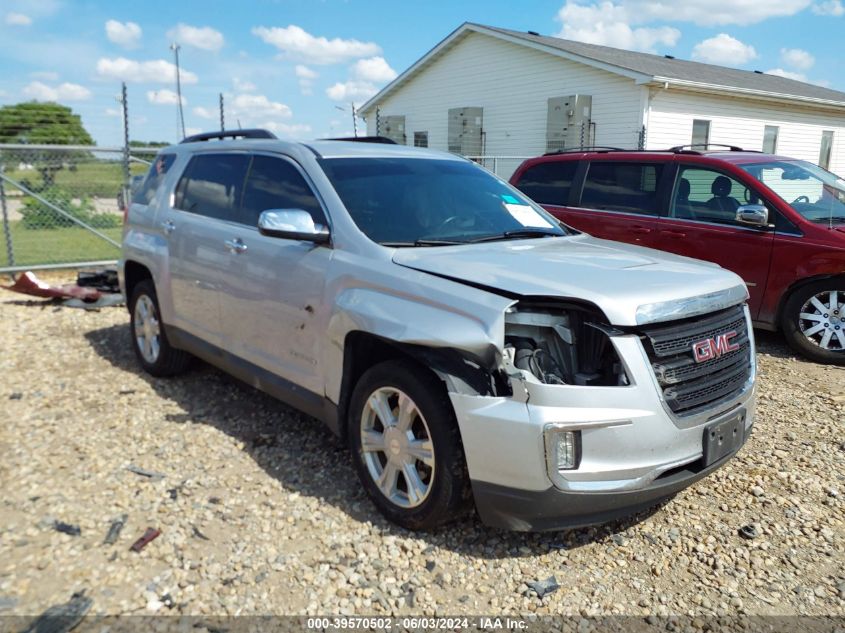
[
  {"left": 0, "top": 220, "right": 121, "bottom": 268},
  {"left": 4, "top": 161, "right": 148, "bottom": 197}
]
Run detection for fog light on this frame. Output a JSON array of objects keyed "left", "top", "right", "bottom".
[{"left": 545, "top": 427, "right": 581, "bottom": 471}]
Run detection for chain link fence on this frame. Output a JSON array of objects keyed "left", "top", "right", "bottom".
[{"left": 0, "top": 144, "right": 157, "bottom": 273}]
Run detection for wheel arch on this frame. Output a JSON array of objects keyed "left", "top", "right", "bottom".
[
  {"left": 775, "top": 272, "right": 845, "bottom": 329},
  {"left": 123, "top": 260, "right": 153, "bottom": 308}
]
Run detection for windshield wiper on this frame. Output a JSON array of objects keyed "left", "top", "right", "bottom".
[
  {"left": 468, "top": 229, "right": 563, "bottom": 243},
  {"left": 380, "top": 239, "right": 465, "bottom": 247}
]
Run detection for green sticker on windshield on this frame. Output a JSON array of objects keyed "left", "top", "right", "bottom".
[{"left": 501, "top": 194, "right": 520, "bottom": 204}]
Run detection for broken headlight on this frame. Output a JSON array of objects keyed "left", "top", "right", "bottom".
[{"left": 503, "top": 303, "right": 628, "bottom": 387}]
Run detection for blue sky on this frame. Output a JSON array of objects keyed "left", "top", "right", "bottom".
[{"left": 1, "top": 0, "right": 843, "bottom": 146}]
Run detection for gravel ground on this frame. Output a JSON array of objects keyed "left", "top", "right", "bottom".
[{"left": 1, "top": 278, "right": 843, "bottom": 619}]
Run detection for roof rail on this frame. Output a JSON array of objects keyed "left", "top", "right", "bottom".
[
  {"left": 180, "top": 129, "right": 277, "bottom": 144},
  {"left": 668, "top": 143, "right": 747, "bottom": 154},
  {"left": 323, "top": 135, "right": 398, "bottom": 144},
  {"left": 543, "top": 145, "right": 624, "bottom": 155}
]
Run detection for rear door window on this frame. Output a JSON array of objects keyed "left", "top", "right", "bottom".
[
  {"left": 514, "top": 161, "right": 578, "bottom": 206},
  {"left": 240, "top": 155, "right": 326, "bottom": 228},
  {"left": 581, "top": 162, "right": 664, "bottom": 215},
  {"left": 174, "top": 153, "right": 250, "bottom": 221}
]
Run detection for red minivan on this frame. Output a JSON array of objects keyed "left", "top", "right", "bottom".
[{"left": 510, "top": 146, "right": 845, "bottom": 365}]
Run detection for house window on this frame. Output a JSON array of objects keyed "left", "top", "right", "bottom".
[
  {"left": 691, "top": 119, "right": 711, "bottom": 148},
  {"left": 763, "top": 125, "right": 779, "bottom": 154},
  {"left": 413, "top": 131, "right": 428, "bottom": 148},
  {"left": 819, "top": 130, "right": 834, "bottom": 170}
]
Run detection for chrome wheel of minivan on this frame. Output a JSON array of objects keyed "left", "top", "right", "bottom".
[
  {"left": 799, "top": 290, "right": 845, "bottom": 351},
  {"left": 134, "top": 294, "right": 161, "bottom": 363},
  {"left": 360, "top": 387, "right": 435, "bottom": 509}
]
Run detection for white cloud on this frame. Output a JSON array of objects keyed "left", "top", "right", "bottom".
[
  {"left": 5, "top": 12, "right": 32, "bottom": 25},
  {"left": 351, "top": 56, "right": 397, "bottom": 82},
  {"left": 146, "top": 89, "right": 186, "bottom": 105},
  {"left": 230, "top": 93, "right": 292, "bottom": 119},
  {"left": 812, "top": 0, "right": 845, "bottom": 15},
  {"left": 260, "top": 121, "right": 312, "bottom": 138},
  {"left": 105, "top": 20, "right": 142, "bottom": 49},
  {"left": 765, "top": 68, "right": 807, "bottom": 81},
  {"left": 780, "top": 47, "right": 815, "bottom": 70},
  {"left": 185, "top": 126, "right": 202, "bottom": 137},
  {"left": 233, "top": 77, "right": 255, "bottom": 91},
  {"left": 295, "top": 64, "right": 317, "bottom": 79},
  {"left": 691, "top": 33, "right": 758, "bottom": 65},
  {"left": 193, "top": 106, "right": 216, "bottom": 119},
  {"left": 23, "top": 81, "right": 91, "bottom": 101},
  {"left": 168, "top": 23, "right": 224, "bottom": 52},
  {"left": 31, "top": 71, "right": 59, "bottom": 81},
  {"left": 97, "top": 57, "right": 198, "bottom": 84},
  {"left": 105, "top": 107, "right": 121, "bottom": 117},
  {"left": 326, "top": 80, "right": 378, "bottom": 102},
  {"left": 555, "top": 2, "right": 680, "bottom": 52},
  {"left": 252, "top": 25, "right": 381, "bottom": 64}
]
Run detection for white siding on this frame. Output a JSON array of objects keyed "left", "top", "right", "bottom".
[
  {"left": 365, "top": 32, "right": 646, "bottom": 176},
  {"left": 647, "top": 89, "right": 845, "bottom": 174}
]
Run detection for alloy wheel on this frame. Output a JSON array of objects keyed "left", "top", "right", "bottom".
[
  {"left": 134, "top": 294, "right": 161, "bottom": 363},
  {"left": 360, "top": 387, "right": 435, "bottom": 509},
  {"left": 798, "top": 290, "right": 845, "bottom": 351}
]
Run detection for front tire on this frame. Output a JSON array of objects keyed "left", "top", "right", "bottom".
[
  {"left": 347, "top": 360, "right": 471, "bottom": 530},
  {"left": 781, "top": 279, "right": 845, "bottom": 365},
  {"left": 129, "top": 280, "right": 192, "bottom": 376}
]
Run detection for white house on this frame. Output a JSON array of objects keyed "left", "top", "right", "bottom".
[{"left": 359, "top": 23, "right": 845, "bottom": 178}]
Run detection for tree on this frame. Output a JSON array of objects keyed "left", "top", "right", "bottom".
[
  {"left": 0, "top": 102, "right": 94, "bottom": 189},
  {"left": 0, "top": 102, "right": 94, "bottom": 145}
]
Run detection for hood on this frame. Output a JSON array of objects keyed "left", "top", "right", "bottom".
[{"left": 392, "top": 234, "right": 748, "bottom": 326}]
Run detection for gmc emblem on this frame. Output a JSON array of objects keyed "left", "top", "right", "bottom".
[{"left": 692, "top": 330, "right": 740, "bottom": 363}]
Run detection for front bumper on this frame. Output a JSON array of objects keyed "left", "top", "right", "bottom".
[{"left": 449, "top": 319, "right": 756, "bottom": 532}]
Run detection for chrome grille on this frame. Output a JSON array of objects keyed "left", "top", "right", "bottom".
[{"left": 639, "top": 305, "right": 752, "bottom": 415}]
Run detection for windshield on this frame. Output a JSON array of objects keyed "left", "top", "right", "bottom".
[
  {"left": 739, "top": 159, "right": 845, "bottom": 224},
  {"left": 319, "top": 157, "right": 569, "bottom": 245}
]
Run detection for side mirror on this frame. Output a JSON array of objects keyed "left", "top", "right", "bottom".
[
  {"left": 735, "top": 204, "right": 769, "bottom": 227},
  {"left": 258, "top": 209, "right": 330, "bottom": 244}
]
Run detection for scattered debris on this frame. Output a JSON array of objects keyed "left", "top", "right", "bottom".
[
  {"left": 527, "top": 575, "right": 560, "bottom": 599},
  {"left": 130, "top": 528, "right": 161, "bottom": 553},
  {"left": 2, "top": 270, "right": 123, "bottom": 309},
  {"left": 103, "top": 514, "right": 128, "bottom": 545},
  {"left": 192, "top": 526, "right": 210, "bottom": 541},
  {"left": 739, "top": 524, "right": 760, "bottom": 540},
  {"left": 208, "top": 496, "right": 222, "bottom": 505},
  {"left": 124, "top": 464, "right": 165, "bottom": 480},
  {"left": 118, "top": 389, "right": 136, "bottom": 396},
  {"left": 22, "top": 590, "right": 92, "bottom": 633},
  {"left": 76, "top": 269, "right": 119, "bottom": 294},
  {"left": 9, "top": 392, "right": 22, "bottom": 400},
  {"left": 53, "top": 521, "right": 81, "bottom": 537},
  {"left": 611, "top": 533, "right": 628, "bottom": 546},
  {"left": 425, "top": 560, "right": 436, "bottom": 572},
  {"left": 167, "top": 487, "right": 179, "bottom": 500}
]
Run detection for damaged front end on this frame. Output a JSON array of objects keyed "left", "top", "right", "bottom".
[{"left": 502, "top": 301, "right": 628, "bottom": 390}]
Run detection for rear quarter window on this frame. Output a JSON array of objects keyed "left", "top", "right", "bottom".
[
  {"left": 132, "top": 154, "right": 176, "bottom": 206},
  {"left": 514, "top": 161, "right": 578, "bottom": 206}
]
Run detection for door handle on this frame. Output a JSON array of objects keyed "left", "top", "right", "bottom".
[
  {"left": 161, "top": 220, "right": 176, "bottom": 235},
  {"left": 630, "top": 226, "right": 651, "bottom": 235},
  {"left": 224, "top": 238, "right": 248, "bottom": 254},
  {"left": 661, "top": 230, "right": 687, "bottom": 238}
]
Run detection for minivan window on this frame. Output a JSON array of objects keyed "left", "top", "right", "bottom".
[
  {"left": 671, "top": 167, "right": 759, "bottom": 225},
  {"left": 320, "top": 157, "right": 567, "bottom": 245},
  {"left": 580, "top": 162, "right": 664, "bottom": 216},
  {"left": 514, "top": 161, "right": 578, "bottom": 206},
  {"left": 133, "top": 154, "right": 176, "bottom": 205},
  {"left": 241, "top": 155, "right": 325, "bottom": 228},
  {"left": 174, "top": 153, "right": 250, "bottom": 221}
]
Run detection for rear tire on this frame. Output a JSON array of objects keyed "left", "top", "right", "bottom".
[
  {"left": 781, "top": 279, "right": 845, "bottom": 365},
  {"left": 347, "top": 360, "right": 472, "bottom": 530},
  {"left": 129, "top": 280, "right": 192, "bottom": 376}
]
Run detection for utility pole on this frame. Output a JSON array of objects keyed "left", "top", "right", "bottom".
[
  {"left": 170, "top": 42, "right": 186, "bottom": 139},
  {"left": 351, "top": 102, "right": 358, "bottom": 137},
  {"left": 119, "top": 82, "right": 130, "bottom": 210},
  {"left": 375, "top": 106, "right": 380, "bottom": 137},
  {"left": 219, "top": 93, "right": 225, "bottom": 131}
]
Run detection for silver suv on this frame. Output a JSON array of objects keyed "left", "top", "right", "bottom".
[{"left": 120, "top": 130, "right": 757, "bottom": 531}]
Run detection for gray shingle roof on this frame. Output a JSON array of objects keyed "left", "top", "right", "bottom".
[{"left": 479, "top": 24, "right": 845, "bottom": 105}]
